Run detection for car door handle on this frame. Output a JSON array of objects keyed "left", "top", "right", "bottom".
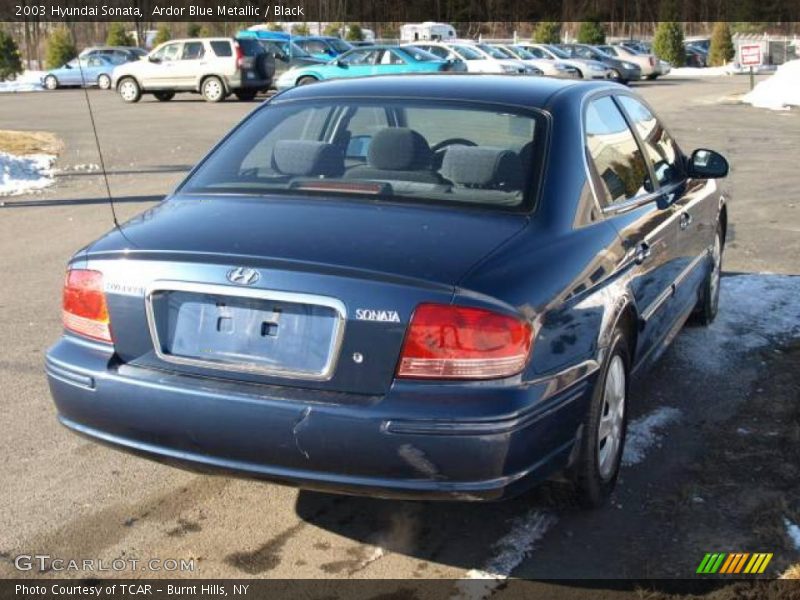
[
  {"left": 634, "top": 242, "right": 651, "bottom": 264},
  {"left": 679, "top": 212, "right": 693, "bottom": 230}
]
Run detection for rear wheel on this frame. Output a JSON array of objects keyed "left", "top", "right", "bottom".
[
  {"left": 692, "top": 226, "right": 723, "bottom": 326},
  {"left": 153, "top": 91, "right": 175, "bottom": 102},
  {"left": 608, "top": 68, "right": 622, "bottom": 81},
  {"left": 234, "top": 90, "right": 257, "bottom": 101},
  {"left": 201, "top": 76, "right": 225, "bottom": 102},
  {"left": 44, "top": 75, "right": 58, "bottom": 90},
  {"left": 646, "top": 73, "right": 658, "bottom": 80},
  {"left": 118, "top": 77, "right": 141, "bottom": 103},
  {"left": 97, "top": 74, "right": 111, "bottom": 90},
  {"left": 572, "top": 331, "right": 629, "bottom": 508},
  {"left": 297, "top": 75, "right": 318, "bottom": 86}
]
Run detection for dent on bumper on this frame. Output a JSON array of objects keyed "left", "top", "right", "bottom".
[{"left": 46, "top": 338, "right": 594, "bottom": 501}]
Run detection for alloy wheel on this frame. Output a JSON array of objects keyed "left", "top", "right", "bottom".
[{"left": 597, "top": 355, "right": 626, "bottom": 480}]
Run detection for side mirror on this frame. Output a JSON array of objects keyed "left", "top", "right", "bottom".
[
  {"left": 148, "top": 56, "right": 161, "bottom": 63},
  {"left": 335, "top": 59, "right": 346, "bottom": 67},
  {"left": 687, "top": 149, "right": 728, "bottom": 179}
]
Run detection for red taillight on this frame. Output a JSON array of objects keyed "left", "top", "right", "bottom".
[
  {"left": 235, "top": 42, "right": 244, "bottom": 69},
  {"left": 396, "top": 303, "right": 533, "bottom": 380},
  {"left": 62, "top": 269, "right": 112, "bottom": 343}
]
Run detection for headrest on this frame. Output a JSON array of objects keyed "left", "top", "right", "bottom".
[
  {"left": 272, "top": 140, "right": 344, "bottom": 177},
  {"left": 368, "top": 128, "right": 432, "bottom": 170},
  {"left": 441, "top": 146, "right": 523, "bottom": 188}
]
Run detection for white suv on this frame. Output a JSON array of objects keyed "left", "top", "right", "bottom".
[{"left": 112, "top": 37, "right": 274, "bottom": 103}]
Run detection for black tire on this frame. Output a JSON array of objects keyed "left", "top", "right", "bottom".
[
  {"left": 572, "top": 331, "right": 630, "bottom": 508},
  {"left": 97, "top": 74, "right": 111, "bottom": 90},
  {"left": 609, "top": 68, "right": 622, "bottom": 81},
  {"left": 646, "top": 74, "right": 658, "bottom": 81},
  {"left": 692, "top": 225, "right": 723, "bottom": 326},
  {"left": 234, "top": 90, "right": 257, "bottom": 101},
  {"left": 117, "top": 77, "right": 141, "bottom": 103},
  {"left": 201, "top": 76, "right": 225, "bottom": 102},
  {"left": 153, "top": 91, "right": 175, "bottom": 102},
  {"left": 296, "top": 75, "right": 318, "bottom": 86},
  {"left": 44, "top": 75, "right": 58, "bottom": 90}
]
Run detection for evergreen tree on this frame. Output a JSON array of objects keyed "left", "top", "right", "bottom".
[
  {"left": 45, "top": 27, "right": 77, "bottom": 69},
  {"left": 709, "top": 22, "right": 735, "bottom": 66},
  {"left": 345, "top": 24, "right": 364, "bottom": 42},
  {"left": 652, "top": 22, "right": 685, "bottom": 66},
  {"left": 106, "top": 23, "right": 133, "bottom": 46},
  {"left": 0, "top": 30, "right": 23, "bottom": 81},
  {"left": 292, "top": 23, "right": 310, "bottom": 36},
  {"left": 323, "top": 22, "right": 343, "bottom": 37},
  {"left": 576, "top": 20, "right": 605, "bottom": 45},
  {"left": 153, "top": 25, "right": 171, "bottom": 46},
  {"left": 532, "top": 22, "right": 561, "bottom": 44}
]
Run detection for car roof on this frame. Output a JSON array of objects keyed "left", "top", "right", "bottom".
[{"left": 272, "top": 74, "right": 617, "bottom": 110}]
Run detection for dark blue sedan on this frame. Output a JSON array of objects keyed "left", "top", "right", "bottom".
[{"left": 47, "top": 75, "right": 728, "bottom": 507}]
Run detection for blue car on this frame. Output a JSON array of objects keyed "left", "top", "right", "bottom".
[
  {"left": 47, "top": 75, "right": 729, "bottom": 506},
  {"left": 276, "top": 45, "right": 466, "bottom": 89},
  {"left": 294, "top": 36, "right": 353, "bottom": 60},
  {"left": 43, "top": 55, "right": 117, "bottom": 90}
]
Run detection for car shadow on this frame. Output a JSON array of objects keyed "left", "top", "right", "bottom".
[{"left": 294, "top": 481, "right": 575, "bottom": 572}]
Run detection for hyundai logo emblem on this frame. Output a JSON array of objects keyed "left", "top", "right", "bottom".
[{"left": 226, "top": 267, "right": 260, "bottom": 286}]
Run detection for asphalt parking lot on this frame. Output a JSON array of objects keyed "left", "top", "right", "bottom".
[{"left": 1, "top": 77, "right": 799, "bottom": 589}]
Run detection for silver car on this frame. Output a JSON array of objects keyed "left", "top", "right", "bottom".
[
  {"left": 111, "top": 37, "right": 274, "bottom": 103},
  {"left": 519, "top": 43, "right": 611, "bottom": 79},
  {"left": 43, "top": 55, "right": 117, "bottom": 90}
]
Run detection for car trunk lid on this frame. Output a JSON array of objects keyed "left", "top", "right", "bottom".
[{"left": 87, "top": 195, "right": 527, "bottom": 395}]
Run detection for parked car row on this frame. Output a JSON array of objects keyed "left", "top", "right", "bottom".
[{"left": 40, "top": 34, "right": 680, "bottom": 101}]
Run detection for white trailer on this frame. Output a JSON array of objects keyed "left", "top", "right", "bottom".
[{"left": 400, "top": 22, "right": 456, "bottom": 43}]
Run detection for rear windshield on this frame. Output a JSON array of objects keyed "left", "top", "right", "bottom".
[{"left": 181, "top": 99, "right": 545, "bottom": 211}]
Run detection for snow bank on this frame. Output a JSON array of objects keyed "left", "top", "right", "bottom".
[
  {"left": 673, "top": 274, "right": 800, "bottom": 372},
  {"left": 742, "top": 60, "right": 800, "bottom": 110},
  {"left": 0, "top": 70, "right": 44, "bottom": 93},
  {"left": 0, "top": 151, "right": 56, "bottom": 196}
]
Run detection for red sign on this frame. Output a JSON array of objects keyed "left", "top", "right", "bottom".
[{"left": 739, "top": 44, "right": 763, "bottom": 66}]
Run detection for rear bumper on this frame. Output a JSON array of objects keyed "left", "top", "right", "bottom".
[{"left": 46, "top": 336, "right": 595, "bottom": 501}]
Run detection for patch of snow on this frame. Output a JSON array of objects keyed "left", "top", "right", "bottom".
[
  {"left": 622, "top": 407, "right": 682, "bottom": 466},
  {"left": 0, "top": 151, "right": 56, "bottom": 196},
  {"left": 0, "top": 70, "right": 45, "bottom": 93},
  {"left": 743, "top": 60, "right": 800, "bottom": 110},
  {"left": 667, "top": 65, "right": 736, "bottom": 78},
  {"left": 673, "top": 274, "right": 800, "bottom": 373},
  {"left": 457, "top": 510, "right": 556, "bottom": 599},
  {"left": 58, "top": 163, "right": 101, "bottom": 173},
  {"left": 786, "top": 518, "right": 800, "bottom": 551}
]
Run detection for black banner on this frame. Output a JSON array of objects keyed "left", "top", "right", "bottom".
[{"left": 2, "top": 0, "right": 800, "bottom": 22}]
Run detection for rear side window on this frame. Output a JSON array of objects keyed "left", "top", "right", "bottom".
[
  {"left": 618, "top": 96, "right": 685, "bottom": 188},
  {"left": 210, "top": 41, "right": 232, "bottom": 57},
  {"left": 585, "top": 96, "right": 652, "bottom": 205},
  {"left": 182, "top": 42, "right": 204, "bottom": 60},
  {"left": 181, "top": 100, "right": 546, "bottom": 211}
]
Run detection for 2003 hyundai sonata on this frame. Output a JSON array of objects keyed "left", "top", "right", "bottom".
[{"left": 47, "top": 75, "right": 729, "bottom": 507}]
